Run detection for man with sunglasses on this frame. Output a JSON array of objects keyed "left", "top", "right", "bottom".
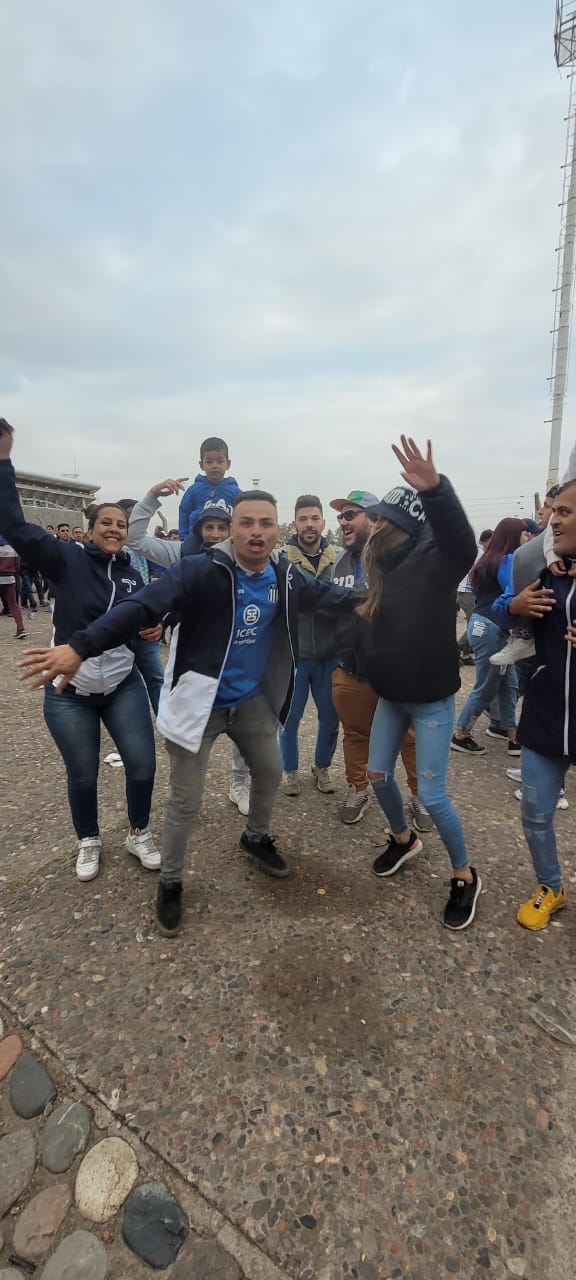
[{"left": 329, "top": 491, "right": 430, "bottom": 831}]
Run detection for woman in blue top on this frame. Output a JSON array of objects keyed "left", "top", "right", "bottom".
[{"left": 451, "top": 518, "right": 528, "bottom": 757}]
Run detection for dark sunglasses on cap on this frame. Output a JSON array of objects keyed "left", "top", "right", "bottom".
[{"left": 337, "top": 508, "right": 363, "bottom": 523}]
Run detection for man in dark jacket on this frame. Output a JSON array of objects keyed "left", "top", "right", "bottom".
[
  {"left": 279, "top": 495, "right": 340, "bottom": 797},
  {"left": 509, "top": 479, "right": 576, "bottom": 930},
  {"left": 20, "top": 491, "right": 357, "bottom": 937}
]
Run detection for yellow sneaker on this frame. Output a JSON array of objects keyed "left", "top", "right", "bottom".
[{"left": 517, "top": 885, "right": 566, "bottom": 931}]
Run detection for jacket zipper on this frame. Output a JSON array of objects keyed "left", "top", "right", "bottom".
[
  {"left": 107, "top": 559, "right": 117, "bottom": 612},
  {"left": 215, "top": 563, "right": 237, "bottom": 687},
  {"left": 564, "top": 581, "right": 576, "bottom": 756},
  {"left": 285, "top": 565, "right": 296, "bottom": 671}
]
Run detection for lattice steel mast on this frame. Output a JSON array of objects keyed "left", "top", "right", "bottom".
[{"left": 547, "top": 3, "right": 576, "bottom": 485}]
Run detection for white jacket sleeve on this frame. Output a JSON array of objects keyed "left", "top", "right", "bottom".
[
  {"left": 562, "top": 438, "right": 576, "bottom": 483},
  {"left": 543, "top": 520, "right": 559, "bottom": 566},
  {"left": 127, "top": 492, "right": 181, "bottom": 568}
]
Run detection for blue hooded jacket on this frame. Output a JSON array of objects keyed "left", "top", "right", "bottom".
[{"left": 178, "top": 475, "right": 241, "bottom": 539}]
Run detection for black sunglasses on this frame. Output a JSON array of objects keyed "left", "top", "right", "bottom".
[{"left": 337, "top": 508, "right": 363, "bottom": 523}]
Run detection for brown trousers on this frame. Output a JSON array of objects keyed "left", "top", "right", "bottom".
[{"left": 331, "top": 667, "right": 416, "bottom": 793}]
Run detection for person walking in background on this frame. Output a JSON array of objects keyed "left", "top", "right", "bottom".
[
  {"left": 457, "top": 529, "right": 492, "bottom": 665},
  {"left": 0, "top": 536, "right": 26, "bottom": 638},
  {"left": 451, "top": 519, "right": 526, "bottom": 757}
]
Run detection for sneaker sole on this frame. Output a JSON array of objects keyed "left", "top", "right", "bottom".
[
  {"left": 372, "top": 838, "right": 423, "bottom": 877},
  {"left": 443, "top": 874, "right": 483, "bottom": 931},
  {"left": 450, "top": 741, "right": 486, "bottom": 755},
  {"left": 157, "top": 917, "right": 182, "bottom": 937},
  {"left": 485, "top": 729, "right": 508, "bottom": 740},
  {"left": 76, "top": 863, "right": 100, "bottom": 882},
  {"left": 507, "top": 748, "right": 521, "bottom": 757}
]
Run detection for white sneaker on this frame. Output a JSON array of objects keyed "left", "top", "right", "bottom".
[
  {"left": 125, "top": 828, "right": 161, "bottom": 870},
  {"left": 229, "top": 781, "right": 250, "bottom": 817},
  {"left": 489, "top": 636, "right": 536, "bottom": 666},
  {"left": 506, "top": 768, "right": 522, "bottom": 783},
  {"left": 282, "top": 770, "right": 301, "bottom": 797},
  {"left": 76, "top": 837, "right": 101, "bottom": 882},
  {"left": 515, "top": 788, "right": 568, "bottom": 811},
  {"left": 311, "top": 764, "right": 336, "bottom": 793}
]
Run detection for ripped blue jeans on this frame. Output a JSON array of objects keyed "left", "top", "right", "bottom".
[
  {"left": 368, "top": 695, "right": 468, "bottom": 870},
  {"left": 521, "top": 747, "right": 568, "bottom": 892}
]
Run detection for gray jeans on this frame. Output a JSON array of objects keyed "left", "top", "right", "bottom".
[{"left": 162, "top": 694, "right": 282, "bottom": 884}]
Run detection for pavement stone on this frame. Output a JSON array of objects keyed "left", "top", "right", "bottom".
[
  {"left": 122, "top": 1180, "right": 189, "bottom": 1267},
  {"left": 39, "top": 1229, "right": 109, "bottom": 1280},
  {"left": 0, "top": 1272, "right": 23, "bottom": 1280},
  {"left": 75, "top": 1137, "right": 138, "bottom": 1223},
  {"left": 170, "top": 1239, "right": 243, "bottom": 1278},
  {"left": 3, "top": 614, "right": 576, "bottom": 1277},
  {"left": 9, "top": 1050, "right": 57, "bottom": 1118},
  {"left": 0, "top": 1035, "right": 23, "bottom": 1080},
  {"left": 41, "top": 1100, "right": 92, "bottom": 1173},
  {"left": 0, "top": 1129, "right": 37, "bottom": 1217},
  {"left": 12, "top": 1184, "right": 72, "bottom": 1260}
]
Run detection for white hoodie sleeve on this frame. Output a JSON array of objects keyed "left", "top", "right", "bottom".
[
  {"left": 127, "top": 492, "right": 181, "bottom": 567},
  {"left": 562, "top": 438, "right": 576, "bottom": 484}
]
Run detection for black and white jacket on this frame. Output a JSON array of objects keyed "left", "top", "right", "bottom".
[{"left": 68, "top": 540, "right": 357, "bottom": 752}]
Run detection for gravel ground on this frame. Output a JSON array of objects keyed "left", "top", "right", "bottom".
[{"left": 2, "top": 610, "right": 576, "bottom": 1279}]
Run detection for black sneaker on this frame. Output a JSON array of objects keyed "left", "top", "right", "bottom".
[
  {"left": 443, "top": 867, "right": 482, "bottom": 930},
  {"left": 156, "top": 881, "right": 183, "bottom": 936},
  {"left": 485, "top": 723, "right": 507, "bottom": 740},
  {"left": 450, "top": 733, "right": 486, "bottom": 755},
  {"left": 240, "top": 832, "right": 289, "bottom": 878},
  {"left": 507, "top": 739, "right": 521, "bottom": 757},
  {"left": 372, "top": 830, "right": 423, "bottom": 878}
]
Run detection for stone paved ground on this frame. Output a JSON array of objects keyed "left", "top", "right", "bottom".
[{"left": 2, "top": 611, "right": 576, "bottom": 1279}]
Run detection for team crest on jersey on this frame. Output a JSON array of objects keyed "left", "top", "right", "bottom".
[{"left": 243, "top": 604, "right": 261, "bottom": 625}]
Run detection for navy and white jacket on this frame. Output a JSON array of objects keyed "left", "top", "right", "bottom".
[
  {"left": 518, "top": 569, "right": 576, "bottom": 761},
  {"left": 66, "top": 540, "right": 357, "bottom": 752},
  {"left": 0, "top": 460, "right": 143, "bottom": 695}
]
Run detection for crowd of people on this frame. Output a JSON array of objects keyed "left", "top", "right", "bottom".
[{"left": 2, "top": 417, "right": 575, "bottom": 941}]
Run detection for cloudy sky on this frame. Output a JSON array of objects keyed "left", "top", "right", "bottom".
[{"left": 0, "top": 0, "right": 572, "bottom": 530}]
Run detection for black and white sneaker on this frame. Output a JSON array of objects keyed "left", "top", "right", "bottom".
[
  {"left": 485, "top": 724, "right": 507, "bottom": 740},
  {"left": 156, "top": 881, "right": 183, "bottom": 936},
  {"left": 443, "top": 867, "right": 482, "bottom": 930},
  {"left": 450, "top": 733, "right": 486, "bottom": 755},
  {"left": 240, "top": 832, "right": 289, "bottom": 878},
  {"left": 507, "top": 740, "right": 521, "bottom": 757},
  {"left": 372, "top": 830, "right": 423, "bottom": 878}
]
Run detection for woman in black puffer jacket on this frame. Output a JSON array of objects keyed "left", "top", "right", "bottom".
[{"left": 359, "top": 436, "right": 481, "bottom": 932}]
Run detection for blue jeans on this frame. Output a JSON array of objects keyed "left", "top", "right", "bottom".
[
  {"left": 456, "top": 614, "right": 518, "bottom": 732},
  {"left": 521, "top": 747, "right": 568, "bottom": 892},
  {"left": 133, "top": 636, "right": 164, "bottom": 715},
  {"left": 43, "top": 668, "right": 156, "bottom": 840},
  {"left": 368, "top": 696, "right": 468, "bottom": 870},
  {"left": 279, "top": 659, "right": 339, "bottom": 772}
]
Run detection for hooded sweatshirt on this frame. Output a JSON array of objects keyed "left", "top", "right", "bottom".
[
  {"left": 0, "top": 460, "right": 144, "bottom": 695},
  {"left": 178, "top": 474, "right": 241, "bottom": 539}
]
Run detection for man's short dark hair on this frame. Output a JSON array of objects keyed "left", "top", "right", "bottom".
[
  {"left": 479, "top": 528, "right": 493, "bottom": 544},
  {"left": 295, "top": 494, "right": 323, "bottom": 515},
  {"left": 200, "top": 436, "right": 229, "bottom": 459},
  {"left": 57, "top": 522, "right": 70, "bottom": 530},
  {"left": 232, "top": 489, "right": 277, "bottom": 509}
]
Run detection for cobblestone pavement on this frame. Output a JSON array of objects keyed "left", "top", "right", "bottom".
[{"left": 2, "top": 612, "right": 576, "bottom": 1279}]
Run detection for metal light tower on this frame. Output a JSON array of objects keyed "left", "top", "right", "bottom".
[{"left": 547, "top": 3, "right": 576, "bottom": 485}]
